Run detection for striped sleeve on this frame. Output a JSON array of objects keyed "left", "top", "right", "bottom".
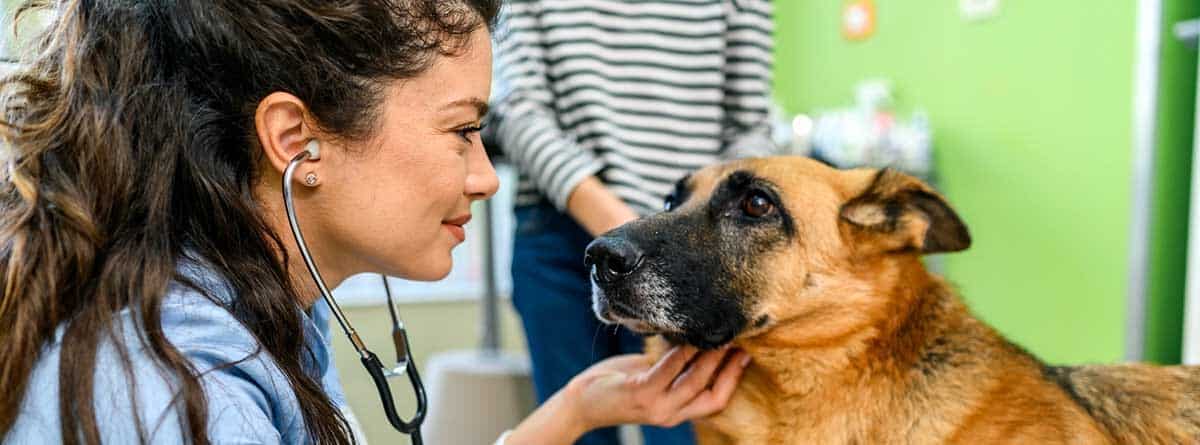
[
  {"left": 721, "top": 0, "right": 776, "bottom": 159},
  {"left": 494, "top": 0, "right": 605, "bottom": 211}
]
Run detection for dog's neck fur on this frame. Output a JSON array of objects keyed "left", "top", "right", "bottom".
[
  {"left": 739, "top": 256, "right": 959, "bottom": 383},
  {"left": 722, "top": 256, "right": 1030, "bottom": 441}
]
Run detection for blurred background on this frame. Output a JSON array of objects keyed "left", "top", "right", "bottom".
[{"left": 3, "top": 1, "right": 1200, "bottom": 444}]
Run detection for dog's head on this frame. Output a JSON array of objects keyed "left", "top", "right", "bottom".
[{"left": 586, "top": 156, "right": 971, "bottom": 349}]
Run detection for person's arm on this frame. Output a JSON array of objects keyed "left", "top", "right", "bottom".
[
  {"left": 502, "top": 346, "right": 752, "bottom": 445},
  {"left": 565, "top": 176, "right": 639, "bottom": 237},
  {"left": 720, "top": 0, "right": 776, "bottom": 159},
  {"left": 494, "top": 1, "right": 605, "bottom": 213}
]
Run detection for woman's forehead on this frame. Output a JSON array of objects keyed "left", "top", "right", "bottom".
[{"left": 389, "top": 28, "right": 493, "bottom": 113}]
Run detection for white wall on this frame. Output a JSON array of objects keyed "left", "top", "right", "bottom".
[{"left": 1183, "top": 53, "right": 1200, "bottom": 364}]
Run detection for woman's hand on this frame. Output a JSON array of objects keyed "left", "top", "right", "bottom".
[
  {"left": 569, "top": 345, "right": 750, "bottom": 428},
  {"left": 504, "top": 345, "right": 751, "bottom": 445}
]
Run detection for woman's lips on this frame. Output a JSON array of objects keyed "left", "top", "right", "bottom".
[
  {"left": 443, "top": 224, "right": 466, "bottom": 242},
  {"left": 443, "top": 214, "right": 471, "bottom": 242}
]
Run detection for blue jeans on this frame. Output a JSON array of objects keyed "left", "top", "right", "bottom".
[{"left": 512, "top": 202, "right": 695, "bottom": 445}]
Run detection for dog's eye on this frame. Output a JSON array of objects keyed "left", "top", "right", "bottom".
[
  {"left": 741, "top": 192, "right": 774, "bottom": 218},
  {"left": 664, "top": 193, "right": 677, "bottom": 212}
]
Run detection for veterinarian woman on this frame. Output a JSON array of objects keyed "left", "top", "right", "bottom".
[{"left": 0, "top": 1, "right": 750, "bottom": 444}]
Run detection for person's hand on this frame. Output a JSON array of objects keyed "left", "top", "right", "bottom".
[
  {"left": 503, "top": 345, "right": 750, "bottom": 445},
  {"left": 566, "top": 345, "right": 751, "bottom": 430}
]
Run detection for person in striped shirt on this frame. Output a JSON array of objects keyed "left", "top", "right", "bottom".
[{"left": 492, "top": 1, "right": 775, "bottom": 444}]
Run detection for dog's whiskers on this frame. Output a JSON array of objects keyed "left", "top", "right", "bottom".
[{"left": 590, "top": 324, "right": 605, "bottom": 360}]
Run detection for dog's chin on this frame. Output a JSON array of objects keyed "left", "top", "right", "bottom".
[
  {"left": 593, "top": 288, "right": 743, "bottom": 349},
  {"left": 610, "top": 317, "right": 668, "bottom": 336},
  {"left": 662, "top": 326, "right": 740, "bottom": 350},
  {"left": 598, "top": 311, "right": 740, "bottom": 350},
  {"left": 592, "top": 295, "right": 674, "bottom": 336}
]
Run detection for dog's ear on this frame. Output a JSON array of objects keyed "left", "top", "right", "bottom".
[{"left": 840, "top": 168, "right": 971, "bottom": 254}]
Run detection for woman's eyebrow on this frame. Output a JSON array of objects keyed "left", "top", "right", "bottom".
[{"left": 440, "top": 97, "right": 489, "bottom": 118}]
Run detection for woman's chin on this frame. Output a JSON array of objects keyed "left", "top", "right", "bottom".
[
  {"left": 392, "top": 255, "right": 453, "bottom": 282},
  {"left": 420, "top": 267, "right": 453, "bottom": 281}
]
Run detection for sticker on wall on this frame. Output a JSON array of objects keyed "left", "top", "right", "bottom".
[
  {"left": 842, "top": 0, "right": 876, "bottom": 41},
  {"left": 960, "top": 0, "right": 1000, "bottom": 22}
]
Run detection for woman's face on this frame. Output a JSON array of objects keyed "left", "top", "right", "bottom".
[{"left": 313, "top": 27, "right": 498, "bottom": 282}]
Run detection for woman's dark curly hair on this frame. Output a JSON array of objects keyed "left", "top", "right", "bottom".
[{"left": 0, "top": 1, "right": 499, "bottom": 444}]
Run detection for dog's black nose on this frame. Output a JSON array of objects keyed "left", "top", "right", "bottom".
[{"left": 585, "top": 237, "right": 644, "bottom": 282}]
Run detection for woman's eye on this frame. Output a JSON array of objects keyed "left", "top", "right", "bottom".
[
  {"left": 741, "top": 192, "right": 774, "bottom": 218},
  {"left": 456, "top": 123, "right": 485, "bottom": 142}
]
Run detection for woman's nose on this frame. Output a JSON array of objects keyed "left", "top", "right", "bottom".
[{"left": 466, "top": 140, "right": 500, "bottom": 200}]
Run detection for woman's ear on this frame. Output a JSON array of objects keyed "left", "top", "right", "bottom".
[{"left": 254, "top": 92, "right": 318, "bottom": 177}]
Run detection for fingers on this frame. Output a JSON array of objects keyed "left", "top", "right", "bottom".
[
  {"left": 602, "top": 354, "right": 657, "bottom": 373},
  {"left": 672, "top": 350, "right": 751, "bottom": 422},
  {"left": 639, "top": 345, "right": 699, "bottom": 388},
  {"left": 664, "top": 347, "right": 733, "bottom": 405}
]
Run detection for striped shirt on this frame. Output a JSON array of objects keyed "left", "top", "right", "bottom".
[{"left": 493, "top": 0, "right": 775, "bottom": 214}]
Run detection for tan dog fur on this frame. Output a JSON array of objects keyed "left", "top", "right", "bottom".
[{"left": 634, "top": 157, "right": 1200, "bottom": 444}]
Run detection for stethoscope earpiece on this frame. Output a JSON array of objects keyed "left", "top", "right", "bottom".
[{"left": 304, "top": 139, "right": 321, "bottom": 161}]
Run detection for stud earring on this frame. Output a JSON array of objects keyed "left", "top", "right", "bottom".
[{"left": 304, "top": 172, "right": 318, "bottom": 186}]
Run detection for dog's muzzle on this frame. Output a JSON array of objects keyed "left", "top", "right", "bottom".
[{"left": 585, "top": 236, "right": 644, "bottom": 283}]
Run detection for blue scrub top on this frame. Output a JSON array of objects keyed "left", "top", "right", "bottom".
[{"left": 4, "top": 257, "right": 351, "bottom": 444}]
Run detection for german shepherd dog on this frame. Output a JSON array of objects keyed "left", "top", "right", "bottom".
[{"left": 585, "top": 157, "right": 1200, "bottom": 444}]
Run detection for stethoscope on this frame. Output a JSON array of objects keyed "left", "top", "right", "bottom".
[{"left": 283, "top": 140, "right": 427, "bottom": 444}]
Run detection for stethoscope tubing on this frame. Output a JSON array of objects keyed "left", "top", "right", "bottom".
[{"left": 283, "top": 149, "right": 427, "bottom": 443}]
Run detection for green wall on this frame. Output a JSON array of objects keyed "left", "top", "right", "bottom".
[{"left": 775, "top": 1, "right": 1197, "bottom": 364}]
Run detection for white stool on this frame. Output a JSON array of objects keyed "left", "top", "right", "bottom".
[{"left": 421, "top": 350, "right": 534, "bottom": 445}]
